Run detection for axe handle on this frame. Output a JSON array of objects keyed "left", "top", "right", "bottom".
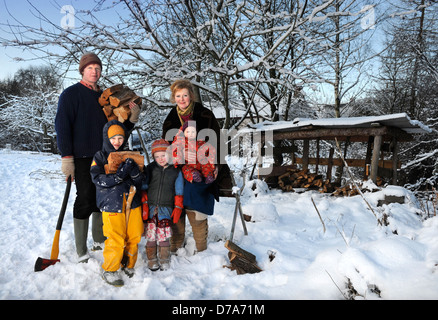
[
  {"left": 50, "top": 176, "right": 72, "bottom": 260},
  {"left": 125, "top": 185, "right": 136, "bottom": 226}
]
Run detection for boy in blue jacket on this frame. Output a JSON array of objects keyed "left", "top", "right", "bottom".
[{"left": 90, "top": 120, "right": 145, "bottom": 286}]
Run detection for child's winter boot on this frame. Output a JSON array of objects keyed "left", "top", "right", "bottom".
[
  {"left": 159, "top": 241, "right": 171, "bottom": 270},
  {"left": 102, "top": 270, "right": 124, "bottom": 287},
  {"left": 146, "top": 242, "right": 160, "bottom": 271}
]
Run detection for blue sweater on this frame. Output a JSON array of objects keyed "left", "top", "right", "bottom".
[{"left": 55, "top": 82, "right": 109, "bottom": 158}]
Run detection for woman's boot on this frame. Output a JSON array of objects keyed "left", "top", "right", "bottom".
[{"left": 186, "top": 210, "right": 208, "bottom": 252}]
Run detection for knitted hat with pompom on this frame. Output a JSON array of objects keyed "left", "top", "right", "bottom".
[{"left": 151, "top": 139, "right": 170, "bottom": 156}]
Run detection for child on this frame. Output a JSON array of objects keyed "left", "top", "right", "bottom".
[
  {"left": 90, "top": 120, "right": 145, "bottom": 287},
  {"left": 171, "top": 120, "right": 216, "bottom": 184},
  {"left": 141, "top": 139, "right": 184, "bottom": 271}
]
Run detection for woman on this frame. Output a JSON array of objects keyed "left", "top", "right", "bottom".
[
  {"left": 55, "top": 52, "right": 140, "bottom": 262},
  {"left": 162, "top": 79, "right": 232, "bottom": 253}
]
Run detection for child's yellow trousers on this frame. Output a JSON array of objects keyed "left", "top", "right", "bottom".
[{"left": 101, "top": 206, "right": 143, "bottom": 272}]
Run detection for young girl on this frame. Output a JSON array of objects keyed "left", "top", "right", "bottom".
[
  {"left": 141, "top": 139, "right": 184, "bottom": 271},
  {"left": 90, "top": 120, "right": 145, "bottom": 286},
  {"left": 171, "top": 120, "right": 216, "bottom": 184}
]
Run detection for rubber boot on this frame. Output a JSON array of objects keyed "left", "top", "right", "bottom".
[
  {"left": 74, "top": 218, "right": 89, "bottom": 262},
  {"left": 159, "top": 241, "right": 171, "bottom": 270},
  {"left": 91, "top": 211, "right": 106, "bottom": 250},
  {"left": 146, "top": 242, "right": 159, "bottom": 271},
  {"left": 187, "top": 210, "right": 208, "bottom": 252}
]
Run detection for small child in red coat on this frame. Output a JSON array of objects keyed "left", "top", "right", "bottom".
[{"left": 171, "top": 120, "right": 216, "bottom": 184}]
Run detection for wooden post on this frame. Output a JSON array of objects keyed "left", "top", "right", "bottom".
[
  {"left": 370, "top": 135, "right": 383, "bottom": 183},
  {"left": 291, "top": 140, "right": 295, "bottom": 165},
  {"left": 326, "top": 147, "right": 334, "bottom": 182},
  {"left": 364, "top": 136, "right": 373, "bottom": 179},
  {"left": 335, "top": 137, "right": 350, "bottom": 184},
  {"left": 392, "top": 137, "right": 399, "bottom": 185},
  {"left": 315, "top": 138, "right": 320, "bottom": 174},
  {"left": 302, "top": 139, "right": 309, "bottom": 171}
]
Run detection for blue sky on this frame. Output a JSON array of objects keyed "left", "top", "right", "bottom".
[
  {"left": 0, "top": 1, "right": 62, "bottom": 79},
  {"left": 0, "top": 0, "right": 110, "bottom": 81}
]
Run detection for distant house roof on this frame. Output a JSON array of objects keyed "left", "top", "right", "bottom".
[{"left": 244, "top": 113, "right": 431, "bottom": 135}]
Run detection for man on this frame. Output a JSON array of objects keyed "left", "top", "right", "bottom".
[{"left": 55, "top": 52, "right": 140, "bottom": 262}]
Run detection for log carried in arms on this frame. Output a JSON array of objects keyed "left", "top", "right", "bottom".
[{"left": 104, "top": 151, "right": 145, "bottom": 174}]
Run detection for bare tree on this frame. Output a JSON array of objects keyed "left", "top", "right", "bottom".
[
  {"left": 305, "top": 0, "right": 384, "bottom": 117},
  {"left": 0, "top": 66, "right": 61, "bottom": 151},
  {"left": 1, "top": 0, "right": 381, "bottom": 128}
]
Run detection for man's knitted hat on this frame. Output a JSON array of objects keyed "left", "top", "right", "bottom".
[
  {"left": 151, "top": 139, "right": 170, "bottom": 155},
  {"left": 79, "top": 52, "right": 102, "bottom": 74},
  {"left": 108, "top": 124, "right": 125, "bottom": 139}
]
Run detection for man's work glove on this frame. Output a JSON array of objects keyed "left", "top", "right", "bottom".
[
  {"left": 128, "top": 102, "right": 141, "bottom": 124},
  {"left": 61, "top": 156, "right": 74, "bottom": 181}
]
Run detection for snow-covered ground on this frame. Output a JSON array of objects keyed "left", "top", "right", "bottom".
[{"left": 1, "top": 149, "right": 437, "bottom": 300}]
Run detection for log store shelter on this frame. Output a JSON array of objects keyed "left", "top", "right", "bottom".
[{"left": 244, "top": 113, "right": 431, "bottom": 187}]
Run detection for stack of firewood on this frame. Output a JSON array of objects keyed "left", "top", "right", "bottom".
[
  {"left": 332, "top": 184, "right": 361, "bottom": 197},
  {"left": 332, "top": 177, "right": 383, "bottom": 196},
  {"left": 278, "top": 168, "right": 334, "bottom": 193},
  {"left": 99, "top": 84, "right": 142, "bottom": 123}
]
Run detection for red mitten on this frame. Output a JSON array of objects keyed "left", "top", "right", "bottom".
[
  {"left": 141, "top": 191, "right": 149, "bottom": 221},
  {"left": 171, "top": 195, "right": 184, "bottom": 224}
]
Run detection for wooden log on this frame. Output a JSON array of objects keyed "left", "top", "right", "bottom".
[
  {"left": 109, "top": 89, "right": 136, "bottom": 107},
  {"left": 119, "top": 95, "right": 142, "bottom": 109},
  {"left": 112, "top": 105, "right": 131, "bottom": 122},
  {"left": 228, "top": 252, "right": 262, "bottom": 274},
  {"left": 225, "top": 240, "right": 257, "bottom": 262},
  {"left": 102, "top": 104, "right": 113, "bottom": 118},
  {"left": 104, "top": 151, "right": 144, "bottom": 174},
  {"left": 101, "top": 84, "right": 124, "bottom": 101},
  {"left": 224, "top": 240, "right": 262, "bottom": 274},
  {"left": 99, "top": 96, "right": 109, "bottom": 107}
]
